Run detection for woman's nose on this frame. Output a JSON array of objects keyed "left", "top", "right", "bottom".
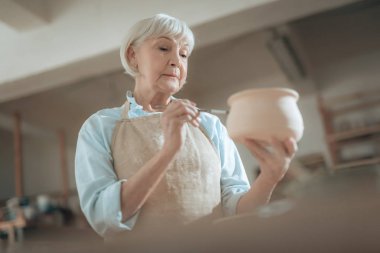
[{"left": 169, "top": 52, "right": 181, "bottom": 67}]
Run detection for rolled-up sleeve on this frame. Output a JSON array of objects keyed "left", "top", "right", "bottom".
[
  {"left": 200, "top": 114, "right": 250, "bottom": 216},
  {"left": 75, "top": 115, "right": 139, "bottom": 237}
]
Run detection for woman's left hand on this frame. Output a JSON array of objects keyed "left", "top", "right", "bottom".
[{"left": 243, "top": 137, "right": 298, "bottom": 185}]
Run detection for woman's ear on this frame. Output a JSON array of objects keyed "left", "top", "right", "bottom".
[{"left": 126, "top": 46, "right": 138, "bottom": 70}]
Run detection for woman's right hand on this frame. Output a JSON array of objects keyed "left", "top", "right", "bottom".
[{"left": 161, "top": 99, "right": 200, "bottom": 153}]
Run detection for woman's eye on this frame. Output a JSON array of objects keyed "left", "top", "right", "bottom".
[
  {"left": 159, "top": 47, "right": 168, "bottom": 51},
  {"left": 180, "top": 54, "right": 188, "bottom": 59}
]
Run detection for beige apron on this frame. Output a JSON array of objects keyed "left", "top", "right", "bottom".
[{"left": 111, "top": 101, "right": 222, "bottom": 232}]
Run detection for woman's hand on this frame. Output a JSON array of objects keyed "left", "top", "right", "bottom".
[
  {"left": 161, "top": 99, "right": 200, "bottom": 153},
  {"left": 243, "top": 137, "right": 298, "bottom": 185},
  {"left": 237, "top": 137, "right": 298, "bottom": 214}
]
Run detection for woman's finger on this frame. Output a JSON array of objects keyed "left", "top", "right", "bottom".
[
  {"left": 182, "top": 114, "right": 193, "bottom": 121},
  {"left": 180, "top": 99, "right": 196, "bottom": 107},
  {"left": 174, "top": 100, "right": 198, "bottom": 116},
  {"left": 270, "top": 137, "right": 286, "bottom": 157},
  {"left": 243, "top": 139, "right": 269, "bottom": 162},
  {"left": 284, "top": 138, "right": 297, "bottom": 157},
  {"left": 161, "top": 99, "right": 201, "bottom": 129},
  {"left": 164, "top": 99, "right": 182, "bottom": 115},
  {"left": 173, "top": 114, "right": 192, "bottom": 125},
  {"left": 165, "top": 100, "right": 197, "bottom": 119},
  {"left": 189, "top": 114, "right": 201, "bottom": 128}
]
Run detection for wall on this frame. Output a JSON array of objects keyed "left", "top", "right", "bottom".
[
  {"left": 22, "top": 134, "right": 60, "bottom": 196},
  {"left": 317, "top": 50, "right": 380, "bottom": 96},
  {"left": 188, "top": 30, "right": 290, "bottom": 109},
  {"left": 0, "top": 129, "right": 15, "bottom": 200},
  {"left": 0, "top": 126, "right": 76, "bottom": 201}
]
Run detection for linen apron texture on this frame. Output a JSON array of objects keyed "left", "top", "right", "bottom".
[{"left": 111, "top": 101, "right": 222, "bottom": 232}]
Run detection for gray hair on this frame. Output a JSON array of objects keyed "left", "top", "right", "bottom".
[{"left": 120, "top": 13, "right": 195, "bottom": 77}]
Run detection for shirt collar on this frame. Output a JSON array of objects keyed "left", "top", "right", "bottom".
[{"left": 126, "top": 90, "right": 143, "bottom": 111}]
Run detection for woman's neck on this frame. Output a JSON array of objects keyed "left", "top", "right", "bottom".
[{"left": 133, "top": 86, "right": 171, "bottom": 112}]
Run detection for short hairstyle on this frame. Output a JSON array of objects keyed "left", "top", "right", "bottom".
[{"left": 120, "top": 13, "right": 195, "bottom": 77}]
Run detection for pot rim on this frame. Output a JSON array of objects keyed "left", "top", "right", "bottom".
[{"left": 227, "top": 87, "right": 299, "bottom": 106}]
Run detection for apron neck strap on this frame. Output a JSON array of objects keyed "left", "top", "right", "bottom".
[
  {"left": 121, "top": 100, "right": 130, "bottom": 119},
  {"left": 121, "top": 90, "right": 133, "bottom": 119}
]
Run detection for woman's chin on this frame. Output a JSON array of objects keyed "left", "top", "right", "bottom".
[{"left": 159, "top": 82, "right": 181, "bottom": 94}]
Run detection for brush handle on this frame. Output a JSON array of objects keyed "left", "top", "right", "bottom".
[
  {"left": 153, "top": 105, "right": 228, "bottom": 115},
  {"left": 199, "top": 108, "right": 229, "bottom": 115}
]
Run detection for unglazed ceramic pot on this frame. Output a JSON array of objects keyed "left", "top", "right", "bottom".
[{"left": 226, "top": 88, "right": 304, "bottom": 143}]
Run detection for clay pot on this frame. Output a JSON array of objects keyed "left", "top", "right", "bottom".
[{"left": 226, "top": 88, "right": 304, "bottom": 143}]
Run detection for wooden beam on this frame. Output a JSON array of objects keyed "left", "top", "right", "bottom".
[
  {"left": 317, "top": 95, "right": 338, "bottom": 167},
  {"left": 13, "top": 112, "right": 23, "bottom": 197},
  {"left": 323, "top": 89, "right": 380, "bottom": 107},
  {"left": 58, "top": 130, "right": 69, "bottom": 206},
  {"left": 331, "top": 99, "right": 380, "bottom": 116}
]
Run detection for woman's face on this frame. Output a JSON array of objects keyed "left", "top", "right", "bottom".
[{"left": 132, "top": 36, "right": 189, "bottom": 95}]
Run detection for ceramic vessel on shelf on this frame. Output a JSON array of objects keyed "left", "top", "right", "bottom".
[{"left": 226, "top": 87, "right": 304, "bottom": 143}]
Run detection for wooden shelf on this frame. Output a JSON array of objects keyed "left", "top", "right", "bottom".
[
  {"left": 327, "top": 124, "right": 380, "bottom": 142},
  {"left": 318, "top": 89, "right": 380, "bottom": 171},
  {"left": 323, "top": 89, "right": 380, "bottom": 107},
  {"left": 333, "top": 135, "right": 377, "bottom": 150},
  {"left": 331, "top": 99, "right": 380, "bottom": 116},
  {"left": 333, "top": 156, "right": 380, "bottom": 170}
]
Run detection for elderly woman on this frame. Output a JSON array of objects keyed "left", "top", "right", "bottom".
[{"left": 75, "top": 13, "right": 297, "bottom": 238}]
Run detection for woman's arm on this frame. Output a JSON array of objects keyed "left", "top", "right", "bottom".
[
  {"left": 236, "top": 174, "right": 278, "bottom": 213},
  {"left": 236, "top": 137, "right": 297, "bottom": 214},
  {"left": 75, "top": 113, "right": 134, "bottom": 236},
  {"left": 120, "top": 145, "right": 176, "bottom": 221}
]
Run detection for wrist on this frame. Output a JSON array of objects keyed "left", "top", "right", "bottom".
[
  {"left": 161, "top": 143, "right": 179, "bottom": 159},
  {"left": 256, "top": 174, "right": 279, "bottom": 189}
]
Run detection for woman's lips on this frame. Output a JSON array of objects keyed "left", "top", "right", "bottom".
[{"left": 162, "top": 74, "right": 178, "bottom": 78}]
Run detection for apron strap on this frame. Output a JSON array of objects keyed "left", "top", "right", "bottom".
[
  {"left": 121, "top": 90, "right": 133, "bottom": 120},
  {"left": 121, "top": 101, "right": 130, "bottom": 119}
]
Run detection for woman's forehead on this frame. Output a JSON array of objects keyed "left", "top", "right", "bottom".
[{"left": 151, "top": 36, "right": 189, "bottom": 48}]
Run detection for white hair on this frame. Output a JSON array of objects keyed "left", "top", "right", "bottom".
[{"left": 120, "top": 13, "right": 195, "bottom": 77}]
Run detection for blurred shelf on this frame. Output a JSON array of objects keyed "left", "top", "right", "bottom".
[
  {"left": 318, "top": 89, "right": 380, "bottom": 171},
  {"left": 333, "top": 156, "right": 380, "bottom": 170},
  {"left": 331, "top": 99, "right": 380, "bottom": 116},
  {"left": 327, "top": 124, "right": 380, "bottom": 142}
]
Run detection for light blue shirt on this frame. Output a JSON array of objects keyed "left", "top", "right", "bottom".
[{"left": 75, "top": 93, "right": 250, "bottom": 237}]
